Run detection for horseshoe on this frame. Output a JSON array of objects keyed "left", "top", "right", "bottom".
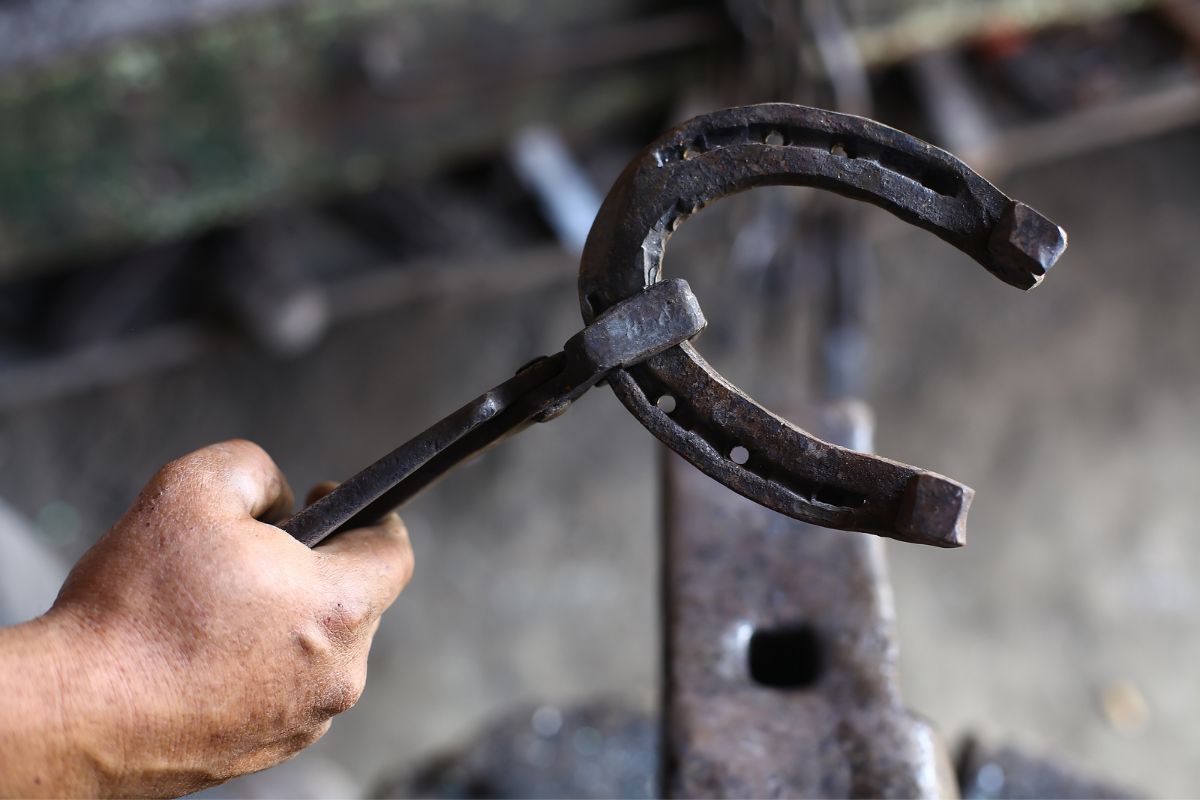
[{"left": 579, "top": 103, "right": 1067, "bottom": 547}]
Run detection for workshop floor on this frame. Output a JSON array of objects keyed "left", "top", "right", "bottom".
[{"left": 1, "top": 126, "right": 1197, "bottom": 798}]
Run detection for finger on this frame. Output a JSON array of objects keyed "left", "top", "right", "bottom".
[
  {"left": 315, "top": 513, "right": 414, "bottom": 617},
  {"left": 305, "top": 481, "right": 339, "bottom": 506},
  {"left": 148, "top": 439, "right": 295, "bottom": 522}
]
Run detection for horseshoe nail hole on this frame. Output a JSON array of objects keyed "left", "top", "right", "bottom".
[
  {"left": 729, "top": 445, "right": 750, "bottom": 465},
  {"left": 830, "top": 142, "right": 849, "bottom": 158},
  {"left": 656, "top": 394, "right": 677, "bottom": 414},
  {"left": 764, "top": 129, "right": 784, "bottom": 146},
  {"left": 748, "top": 625, "right": 823, "bottom": 690}
]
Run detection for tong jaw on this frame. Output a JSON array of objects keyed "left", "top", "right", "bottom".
[{"left": 580, "top": 103, "right": 1067, "bottom": 547}]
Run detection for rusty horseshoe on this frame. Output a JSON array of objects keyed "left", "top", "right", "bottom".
[{"left": 579, "top": 103, "right": 1067, "bottom": 547}]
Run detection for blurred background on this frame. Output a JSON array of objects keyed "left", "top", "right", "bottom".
[{"left": 0, "top": 0, "right": 1197, "bottom": 797}]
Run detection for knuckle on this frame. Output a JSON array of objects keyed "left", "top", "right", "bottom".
[
  {"left": 152, "top": 440, "right": 270, "bottom": 491},
  {"left": 144, "top": 444, "right": 231, "bottom": 506},
  {"left": 214, "top": 438, "right": 271, "bottom": 468},
  {"left": 135, "top": 458, "right": 200, "bottom": 517},
  {"left": 290, "top": 719, "right": 332, "bottom": 752},
  {"left": 149, "top": 455, "right": 193, "bottom": 494},
  {"left": 317, "top": 672, "right": 364, "bottom": 717},
  {"left": 293, "top": 623, "right": 336, "bottom": 663},
  {"left": 323, "top": 598, "right": 374, "bottom": 638},
  {"left": 224, "top": 437, "right": 267, "bottom": 457}
]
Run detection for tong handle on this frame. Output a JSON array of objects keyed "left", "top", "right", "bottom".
[
  {"left": 280, "top": 356, "right": 562, "bottom": 547},
  {"left": 279, "top": 278, "right": 706, "bottom": 548}
]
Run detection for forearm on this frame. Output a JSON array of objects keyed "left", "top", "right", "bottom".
[
  {"left": 0, "top": 607, "right": 229, "bottom": 799},
  {"left": 0, "top": 611, "right": 107, "bottom": 797}
]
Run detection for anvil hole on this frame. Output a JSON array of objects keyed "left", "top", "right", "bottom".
[
  {"left": 729, "top": 445, "right": 749, "bottom": 465},
  {"left": 748, "top": 625, "right": 823, "bottom": 690},
  {"left": 656, "top": 394, "right": 677, "bottom": 413}
]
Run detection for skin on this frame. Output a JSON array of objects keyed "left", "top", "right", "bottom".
[{"left": 0, "top": 440, "right": 414, "bottom": 798}]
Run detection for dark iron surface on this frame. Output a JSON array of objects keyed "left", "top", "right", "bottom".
[
  {"left": 579, "top": 103, "right": 1067, "bottom": 547},
  {"left": 662, "top": 401, "right": 957, "bottom": 798}
]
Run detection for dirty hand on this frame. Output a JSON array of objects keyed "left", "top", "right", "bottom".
[{"left": 0, "top": 440, "right": 413, "bottom": 798}]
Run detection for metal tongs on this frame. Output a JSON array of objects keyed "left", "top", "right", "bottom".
[
  {"left": 281, "top": 103, "right": 1066, "bottom": 549},
  {"left": 282, "top": 279, "right": 705, "bottom": 546}
]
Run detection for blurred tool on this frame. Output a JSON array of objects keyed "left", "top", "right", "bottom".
[
  {"left": 508, "top": 125, "right": 602, "bottom": 256},
  {"left": 207, "top": 222, "right": 332, "bottom": 357}
]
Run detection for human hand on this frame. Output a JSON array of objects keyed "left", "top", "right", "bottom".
[{"left": 0, "top": 440, "right": 413, "bottom": 798}]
